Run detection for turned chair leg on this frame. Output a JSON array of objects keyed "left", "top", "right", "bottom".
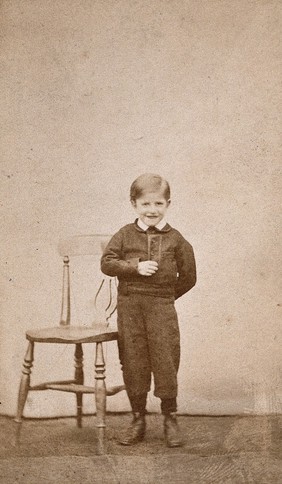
[
  {"left": 74, "top": 343, "right": 84, "bottom": 428},
  {"left": 14, "top": 341, "right": 34, "bottom": 442},
  {"left": 95, "top": 342, "right": 106, "bottom": 455}
]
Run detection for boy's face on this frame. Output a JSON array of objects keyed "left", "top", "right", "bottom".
[{"left": 132, "top": 190, "right": 171, "bottom": 227}]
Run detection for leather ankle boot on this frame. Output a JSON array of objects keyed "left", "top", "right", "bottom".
[
  {"left": 164, "top": 413, "right": 184, "bottom": 448},
  {"left": 118, "top": 413, "right": 146, "bottom": 445}
]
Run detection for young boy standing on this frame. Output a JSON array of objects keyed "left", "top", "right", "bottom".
[{"left": 101, "top": 173, "right": 196, "bottom": 447}]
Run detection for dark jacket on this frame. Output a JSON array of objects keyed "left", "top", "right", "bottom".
[{"left": 101, "top": 220, "right": 196, "bottom": 299}]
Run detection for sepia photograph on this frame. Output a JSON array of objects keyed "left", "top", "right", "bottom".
[{"left": 0, "top": 1, "right": 281, "bottom": 482}]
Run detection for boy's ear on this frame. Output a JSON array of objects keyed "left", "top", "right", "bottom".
[
  {"left": 131, "top": 199, "right": 137, "bottom": 208},
  {"left": 167, "top": 199, "right": 171, "bottom": 206}
]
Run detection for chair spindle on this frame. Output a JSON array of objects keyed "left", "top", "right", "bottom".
[{"left": 60, "top": 256, "right": 70, "bottom": 326}]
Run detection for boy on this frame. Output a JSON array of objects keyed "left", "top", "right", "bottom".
[{"left": 101, "top": 173, "right": 196, "bottom": 447}]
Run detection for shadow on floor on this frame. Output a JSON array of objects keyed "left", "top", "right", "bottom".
[{"left": 0, "top": 414, "right": 281, "bottom": 483}]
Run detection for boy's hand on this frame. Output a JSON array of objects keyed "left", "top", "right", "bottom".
[{"left": 138, "top": 260, "right": 158, "bottom": 276}]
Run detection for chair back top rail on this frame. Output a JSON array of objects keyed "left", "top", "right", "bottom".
[{"left": 58, "top": 234, "right": 112, "bottom": 257}]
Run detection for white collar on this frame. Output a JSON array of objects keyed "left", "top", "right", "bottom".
[{"left": 137, "top": 218, "right": 167, "bottom": 231}]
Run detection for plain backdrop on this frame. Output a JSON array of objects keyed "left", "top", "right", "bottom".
[{"left": 0, "top": 0, "right": 281, "bottom": 417}]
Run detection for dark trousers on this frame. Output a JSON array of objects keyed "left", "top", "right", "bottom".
[{"left": 117, "top": 293, "right": 180, "bottom": 410}]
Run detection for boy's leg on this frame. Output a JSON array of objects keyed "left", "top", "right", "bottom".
[
  {"left": 128, "top": 393, "right": 148, "bottom": 415},
  {"left": 117, "top": 294, "right": 151, "bottom": 400},
  {"left": 161, "top": 397, "right": 177, "bottom": 414},
  {"left": 117, "top": 294, "right": 150, "bottom": 445},
  {"left": 144, "top": 295, "right": 183, "bottom": 447},
  {"left": 144, "top": 295, "right": 180, "bottom": 400}
]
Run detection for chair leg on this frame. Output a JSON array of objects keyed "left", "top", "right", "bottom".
[
  {"left": 95, "top": 342, "right": 106, "bottom": 455},
  {"left": 74, "top": 343, "right": 84, "bottom": 428},
  {"left": 14, "top": 341, "right": 34, "bottom": 442}
]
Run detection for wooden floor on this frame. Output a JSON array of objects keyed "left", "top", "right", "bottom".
[{"left": 0, "top": 414, "right": 281, "bottom": 483}]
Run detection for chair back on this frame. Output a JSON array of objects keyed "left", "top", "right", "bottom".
[{"left": 57, "top": 235, "right": 115, "bottom": 327}]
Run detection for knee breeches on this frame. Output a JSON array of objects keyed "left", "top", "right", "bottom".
[{"left": 117, "top": 293, "right": 180, "bottom": 399}]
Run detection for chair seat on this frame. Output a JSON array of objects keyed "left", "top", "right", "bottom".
[{"left": 26, "top": 325, "right": 118, "bottom": 344}]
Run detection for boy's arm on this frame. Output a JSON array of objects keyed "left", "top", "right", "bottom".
[
  {"left": 175, "top": 236, "right": 197, "bottom": 299},
  {"left": 100, "top": 231, "right": 139, "bottom": 277}
]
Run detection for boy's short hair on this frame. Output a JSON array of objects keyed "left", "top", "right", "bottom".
[{"left": 130, "top": 173, "right": 171, "bottom": 202}]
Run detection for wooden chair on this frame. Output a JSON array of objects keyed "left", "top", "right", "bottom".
[{"left": 14, "top": 235, "right": 125, "bottom": 454}]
